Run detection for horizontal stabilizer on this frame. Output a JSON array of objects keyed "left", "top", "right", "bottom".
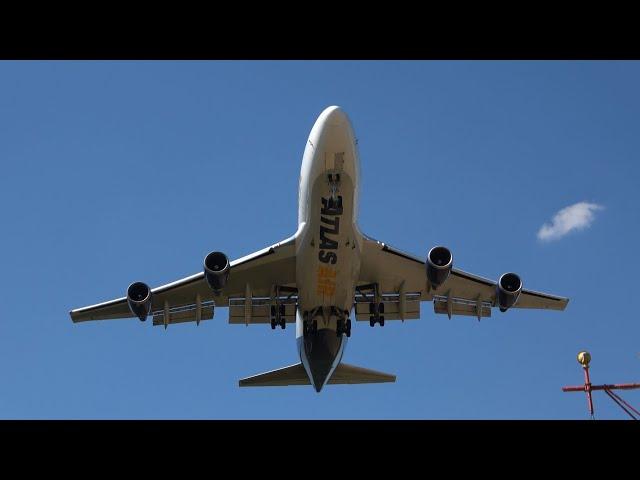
[
  {"left": 239, "top": 363, "right": 309, "bottom": 387},
  {"left": 239, "top": 362, "right": 396, "bottom": 387},
  {"left": 329, "top": 363, "right": 396, "bottom": 384}
]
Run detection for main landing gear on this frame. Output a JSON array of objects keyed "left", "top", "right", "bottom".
[
  {"left": 357, "top": 283, "right": 385, "bottom": 327},
  {"left": 369, "top": 302, "right": 385, "bottom": 327},
  {"left": 270, "top": 285, "right": 298, "bottom": 330},
  {"left": 270, "top": 304, "right": 286, "bottom": 330}
]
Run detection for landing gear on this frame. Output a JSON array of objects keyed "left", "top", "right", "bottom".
[
  {"left": 302, "top": 311, "right": 318, "bottom": 336},
  {"left": 337, "top": 318, "right": 352, "bottom": 337},
  {"left": 356, "top": 283, "right": 385, "bottom": 328},
  {"left": 304, "top": 319, "right": 318, "bottom": 336},
  {"left": 328, "top": 173, "right": 341, "bottom": 202},
  {"left": 270, "top": 304, "right": 286, "bottom": 330},
  {"left": 369, "top": 302, "right": 385, "bottom": 327}
]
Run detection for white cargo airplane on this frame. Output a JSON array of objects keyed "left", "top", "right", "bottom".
[{"left": 70, "top": 106, "right": 569, "bottom": 392}]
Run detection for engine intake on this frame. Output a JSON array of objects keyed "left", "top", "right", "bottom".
[
  {"left": 426, "top": 246, "right": 453, "bottom": 288},
  {"left": 496, "top": 272, "right": 522, "bottom": 312},
  {"left": 204, "top": 251, "right": 230, "bottom": 293},
  {"left": 127, "top": 281, "right": 152, "bottom": 321}
]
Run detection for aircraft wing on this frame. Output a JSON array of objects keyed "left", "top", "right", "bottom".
[
  {"left": 357, "top": 235, "right": 568, "bottom": 321},
  {"left": 69, "top": 235, "right": 297, "bottom": 326}
]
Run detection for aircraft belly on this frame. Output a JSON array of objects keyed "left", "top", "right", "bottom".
[{"left": 296, "top": 173, "right": 360, "bottom": 315}]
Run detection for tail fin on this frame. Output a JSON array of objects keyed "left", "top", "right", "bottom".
[{"left": 239, "top": 362, "right": 395, "bottom": 387}]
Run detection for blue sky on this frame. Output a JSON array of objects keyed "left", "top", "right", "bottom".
[{"left": 1, "top": 61, "right": 639, "bottom": 419}]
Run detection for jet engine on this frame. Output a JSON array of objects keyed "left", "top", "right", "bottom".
[
  {"left": 204, "top": 251, "right": 230, "bottom": 293},
  {"left": 496, "top": 272, "right": 522, "bottom": 312},
  {"left": 426, "top": 246, "right": 452, "bottom": 288},
  {"left": 127, "top": 281, "right": 152, "bottom": 321}
]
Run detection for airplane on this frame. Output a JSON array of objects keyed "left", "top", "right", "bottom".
[{"left": 70, "top": 106, "right": 569, "bottom": 392}]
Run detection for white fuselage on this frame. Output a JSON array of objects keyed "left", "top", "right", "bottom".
[
  {"left": 296, "top": 106, "right": 362, "bottom": 324},
  {"left": 293, "top": 106, "right": 363, "bottom": 391}
]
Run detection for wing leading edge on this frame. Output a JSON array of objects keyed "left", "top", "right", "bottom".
[
  {"left": 358, "top": 235, "right": 568, "bottom": 319},
  {"left": 69, "top": 235, "right": 297, "bottom": 324}
]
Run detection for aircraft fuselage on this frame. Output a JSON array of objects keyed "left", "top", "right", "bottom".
[{"left": 295, "top": 106, "right": 363, "bottom": 391}]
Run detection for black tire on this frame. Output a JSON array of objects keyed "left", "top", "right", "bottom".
[
  {"left": 270, "top": 318, "right": 276, "bottom": 329},
  {"left": 280, "top": 319, "right": 286, "bottom": 329},
  {"left": 380, "top": 317, "right": 385, "bottom": 327},
  {"left": 369, "top": 317, "right": 375, "bottom": 327}
]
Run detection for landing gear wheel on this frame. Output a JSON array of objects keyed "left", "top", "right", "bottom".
[
  {"left": 379, "top": 317, "right": 385, "bottom": 327},
  {"left": 369, "top": 317, "right": 376, "bottom": 327},
  {"left": 346, "top": 318, "right": 352, "bottom": 337},
  {"left": 270, "top": 318, "right": 276, "bottom": 329},
  {"left": 280, "top": 317, "right": 286, "bottom": 329},
  {"left": 337, "top": 318, "right": 347, "bottom": 337}
]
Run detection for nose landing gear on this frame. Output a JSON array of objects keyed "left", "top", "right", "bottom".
[
  {"left": 327, "top": 173, "right": 341, "bottom": 202},
  {"left": 302, "top": 308, "right": 351, "bottom": 337},
  {"left": 303, "top": 312, "right": 318, "bottom": 336},
  {"left": 337, "top": 317, "right": 352, "bottom": 337}
]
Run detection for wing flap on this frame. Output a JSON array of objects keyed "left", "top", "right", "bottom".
[
  {"left": 152, "top": 303, "right": 215, "bottom": 327},
  {"left": 229, "top": 301, "right": 297, "bottom": 324},
  {"left": 354, "top": 298, "right": 421, "bottom": 321},
  {"left": 433, "top": 295, "right": 492, "bottom": 319}
]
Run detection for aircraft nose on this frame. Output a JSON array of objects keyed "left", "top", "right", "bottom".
[{"left": 322, "top": 106, "right": 348, "bottom": 126}]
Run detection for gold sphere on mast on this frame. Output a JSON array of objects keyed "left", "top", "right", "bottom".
[{"left": 577, "top": 351, "right": 591, "bottom": 367}]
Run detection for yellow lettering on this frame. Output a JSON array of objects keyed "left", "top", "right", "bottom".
[{"left": 316, "top": 266, "right": 337, "bottom": 296}]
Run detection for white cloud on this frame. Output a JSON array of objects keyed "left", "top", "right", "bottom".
[{"left": 537, "top": 202, "right": 604, "bottom": 242}]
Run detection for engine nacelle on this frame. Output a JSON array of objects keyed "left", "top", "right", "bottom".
[
  {"left": 127, "top": 281, "right": 152, "bottom": 321},
  {"left": 496, "top": 272, "right": 522, "bottom": 312},
  {"left": 204, "top": 251, "right": 230, "bottom": 293},
  {"left": 426, "top": 246, "right": 453, "bottom": 288}
]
